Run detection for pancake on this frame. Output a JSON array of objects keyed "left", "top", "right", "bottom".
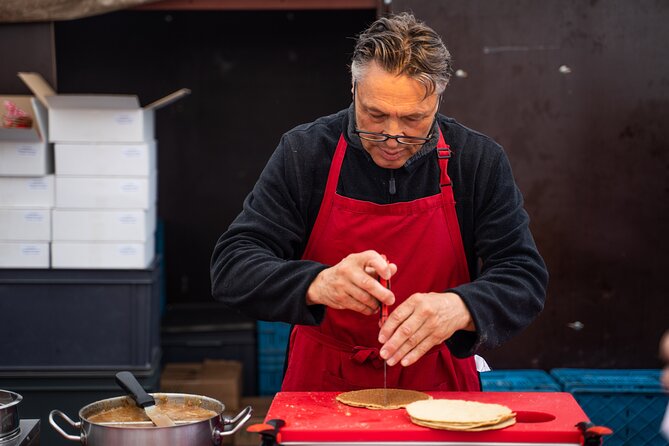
[
  {"left": 409, "top": 415, "right": 516, "bottom": 431},
  {"left": 336, "top": 388, "right": 431, "bottom": 410},
  {"left": 405, "top": 398, "right": 516, "bottom": 431}
]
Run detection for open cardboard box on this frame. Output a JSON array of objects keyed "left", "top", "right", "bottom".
[
  {"left": 0, "top": 94, "right": 51, "bottom": 175},
  {"left": 18, "top": 72, "right": 189, "bottom": 143}
]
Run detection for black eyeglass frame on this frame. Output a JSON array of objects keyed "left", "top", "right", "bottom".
[
  {"left": 353, "top": 129, "right": 433, "bottom": 145},
  {"left": 353, "top": 81, "right": 439, "bottom": 146}
]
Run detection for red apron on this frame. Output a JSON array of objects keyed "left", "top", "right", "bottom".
[{"left": 281, "top": 130, "right": 480, "bottom": 392}]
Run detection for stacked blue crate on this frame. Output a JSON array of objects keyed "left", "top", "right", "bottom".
[
  {"left": 550, "top": 369, "right": 668, "bottom": 446},
  {"left": 480, "top": 369, "right": 561, "bottom": 392},
  {"left": 256, "top": 321, "right": 291, "bottom": 395}
]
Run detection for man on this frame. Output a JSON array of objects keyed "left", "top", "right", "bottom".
[{"left": 211, "top": 13, "right": 548, "bottom": 391}]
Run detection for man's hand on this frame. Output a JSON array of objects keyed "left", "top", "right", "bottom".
[
  {"left": 378, "top": 292, "right": 475, "bottom": 367},
  {"left": 306, "top": 251, "right": 396, "bottom": 315}
]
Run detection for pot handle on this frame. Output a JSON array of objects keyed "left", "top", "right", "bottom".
[
  {"left": 49, "top": 410, "right": 82, "bottom": 442},
  {"left": 212, "top": 405, "right": 253, "bottom": 442}
]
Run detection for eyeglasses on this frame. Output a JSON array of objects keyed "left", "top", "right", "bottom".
[
  {"left": 354, "top": 129, "right": 432, "bottom": 145},
  {"left": 353, "top": 81, "right": 436, "bottom": 146}
]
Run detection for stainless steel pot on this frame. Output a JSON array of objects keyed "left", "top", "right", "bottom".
[
  {"left": 0, "top": 389, "right": 22, "bottom": 442},
  {"left": 49, "top": 393, "right": 252, "bottom": 445}
]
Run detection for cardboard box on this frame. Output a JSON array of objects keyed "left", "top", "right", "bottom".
[
  {"left": 18, "top": 72, "right": 189, "bottom": 143},
  {"left": 0, "top": 95, "right": 52, "bottom": 176},
  {"left": 0, "top": 175, "right": 54, "bottom": 207},
  {"left": 0, "top": 241, "right": 49, "bottom": 268},
  {"left": 55, "top": 173, "right": 156, "bottom": 209},
  {"left": 233, "top": 396, "right": 274, "bottom": 446},
  {"left": 240, "top": 396, "right": 273, "bottom": 418},
  {"left": 161, "top": 360, "right": 242, "bottom": 412},
  {"left": 52, "top": 207, "right": 156, "bottom": 241},
  {"left": 0, "top": 208, "right": 50, "bottom": 240},
  {"left": 51, "top": 237, "right": 154, "bottom": 269},
  {"left": 55, "top": 141, "right": 156, "bottom": 176}
]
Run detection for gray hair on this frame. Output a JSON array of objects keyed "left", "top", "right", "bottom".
[{"left": 350, "top": 13, "right": 452, "bottom": 97}]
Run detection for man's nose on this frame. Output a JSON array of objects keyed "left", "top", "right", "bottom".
[
  {"left": 385, "top": 118, "right": 403, "bottom": 136},
  {"left": 384, "top": 120, "right": 402, "bottom": 147},
  {"left": 384, "top": 137, "right": 400, "bottom": 149}
]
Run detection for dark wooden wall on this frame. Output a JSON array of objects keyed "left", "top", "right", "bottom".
[
  {"left": 0, "top": 23, "right": 56, "bottom": 92},
  {"left": 393, "top": 0, "right": 669, "bottom": 369}
]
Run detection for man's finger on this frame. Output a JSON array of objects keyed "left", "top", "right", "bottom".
[
  {"left": 345, "top": 285, "right": 381, "bottom": 314},
  {"left": 345, "top": 295, "right": 378, "bottom": 315},
  {"left": 378, "top": 298, "right": 414, "bottom": 344},
  {"left": 392, "top": 324, "right": 439, "bottom": 367},
  {"left": 363, "top": 251, "right": 393, "bottom": 280},
  {"left": 355, "top": 267, "right": 395, "bottom": 306},
  {"left": 380, "top": 310, "right": 425, "bottom": 365}
]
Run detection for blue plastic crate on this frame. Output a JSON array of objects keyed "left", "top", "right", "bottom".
[
  {"left": 258, "top": 353, "right": 286, "bottom": 395},
  {"left": 256, "top": 321, "right": 291, "bottom": 395},
  {"left": 551, "top": 369, "right": 663, "bottom": 391},
  {"left": 257, "top": 321, "right": 291, "bottom": 355},
  {"left": 550, "top": 369, "right": 668, "bottom": 446},
  {"left": 480, "top": 369, "right": 561, "bottom": 392},
  {"left": 569, "top": 388, "right": 668, "bottom": 446}
]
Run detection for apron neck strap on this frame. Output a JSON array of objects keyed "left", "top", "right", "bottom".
[{"left": 436, "top": 128, "right": 452, "bottom": 188}]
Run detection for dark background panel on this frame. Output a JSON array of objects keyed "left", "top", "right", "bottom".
[
  {"left": 3, "top": 1, "right": 666, "bottom": 371},
  {"left": 0, "top": 22, "right": 56, "bottom": 92},
  {"left": 393, "top": 0, "right": 669, "bottom": 369},
  {"left": 54, "top": 9, "right": 377, "bottom": 305}
]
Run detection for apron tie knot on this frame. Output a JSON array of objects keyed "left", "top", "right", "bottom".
[{"left": 351, "top": 346, "right": 383, "bottom": 368}]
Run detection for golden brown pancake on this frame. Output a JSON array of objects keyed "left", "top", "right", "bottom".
[{"left": 336, "top": 388, "right": 431, "bottom": 410}]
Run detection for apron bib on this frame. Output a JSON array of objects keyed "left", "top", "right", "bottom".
[{"left": 281, "top": 130, "right": 480, "bottom": 391}]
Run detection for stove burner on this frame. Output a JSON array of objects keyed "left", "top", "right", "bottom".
[
  {"left": 0, "top": 428, "right": 20, "bottom": 444},
  {"left": 0, "top": 421, "right": 38, "bottom": 446}
]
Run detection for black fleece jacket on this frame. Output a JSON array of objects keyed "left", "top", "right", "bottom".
[{"left": 211, "top": 105, "right": 548, "bottom": 358}]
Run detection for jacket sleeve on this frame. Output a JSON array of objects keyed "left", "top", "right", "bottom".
[
  {"left": 210, "top": 134, "right": 328, "bottom": 324},
  {"left": 446, "top": 147, "right": 548, "bottom": 357}
]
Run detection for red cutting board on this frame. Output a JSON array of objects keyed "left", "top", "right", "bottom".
[{"left": 264, "top": 391, "right": 590, "bottom": 444}]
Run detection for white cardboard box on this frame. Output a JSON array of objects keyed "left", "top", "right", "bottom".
[
  {"left": 0, "top": 175, "right": 54, "bottom": 207},
  {"left": 55, "top": 141, "right": 156, "bottom": 176},
  {"left": 0, "top": 241, "right": 49, "bottom": 268},
  {"left": 0, "top": 95, "right": 52, "bottom": 176},
  {"left": 19, "top": 72, "right": 189, "bottom": 143},
  {"left": 55, "top": 173, "right": 156, "bottom": 209},
  {"left": 52, "top": 207, "right": 156, "bottom": 242},
  {"left": 51, "top": 238, "right": 154, "bottom": 269},
  {"left": 0, "top": 208, "right": 51, "bottom": 240}
]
